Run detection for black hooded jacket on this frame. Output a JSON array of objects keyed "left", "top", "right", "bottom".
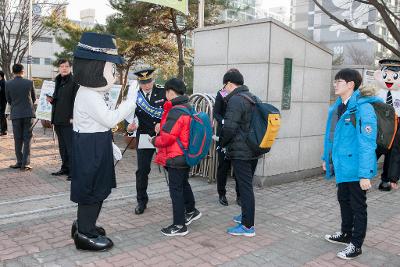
[{"left": 220, "top": 85, "right": 258, "bottom": 160}]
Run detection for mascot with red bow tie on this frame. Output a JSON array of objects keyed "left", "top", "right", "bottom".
[
  {"left": 374, "top": 59, "right": 400, "bottom": 191},
  {"left": 70, "top": 32, "right": 137, "bottom": 251}
]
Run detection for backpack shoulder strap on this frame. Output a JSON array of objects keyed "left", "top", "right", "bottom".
[
  {"left": 171, "top": 105, "right": 193, "bottom": 116},
  {"left": 237, "top": 93, "right": 256, "bottom": 105},
  {"left": 349, "top": 106, "right": 357, "bottom": 127}
]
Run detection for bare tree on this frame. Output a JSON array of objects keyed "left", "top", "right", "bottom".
[
  {"left": 333, "top": 53, "right": 345, "bottom": 65},
  {"left": 311, "top": 0, "right": 400, "bottom": 58},
  {"left": 0, "top": 0, "right": 66, "bottom": 79},
  {"left": 346, "top": 44, "right": 375, "bottom": 65}
]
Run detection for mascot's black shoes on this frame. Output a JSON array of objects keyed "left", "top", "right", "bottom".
[
  {"left": 71, "top": 220, "right": 106, "bottom": 239},
  {"left": 74, "top": 232, "right": 113, "bottom": 251}
]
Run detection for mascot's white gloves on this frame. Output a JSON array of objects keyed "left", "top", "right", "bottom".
[
  {"left": 126, "top": 86, "right": 138, "bottom": 106},
  {"left": 112, "top": 142, "right": 122, "bottom": 160},
  {"left": 125, "top": 86, "right": 138, "bottom": 123}
]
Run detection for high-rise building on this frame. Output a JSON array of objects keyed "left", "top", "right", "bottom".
[
  {"left": 221, "top": 0, "right": 257, "bottom": 22},
  {"left": 256, "top": 5, "right": 290, "bottom": 25},
  {"left": 291, "top": 0, "right": 400, "bottom": 65},
  {"left": 17, "top": 8, "right": 97, "bottom": 79}
]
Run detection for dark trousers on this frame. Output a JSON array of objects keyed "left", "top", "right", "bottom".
[
  {"left": 136, "top": 148, "right": 155, "bottom": 205},
  {"left": 376, "top": 151, "right": 391, "bottom": 183},
  {"left": 54, "top": 125, "right": 73, "bottom": 172},
  {"left": 337, "top": 182, "right": 367, "bottom": 248},
  {"left": 167, "top": 167, "right": 195, "bottom": 226},
  {"left": 77, "top": 201, "right": 103, "bottom": 237},
  {"left": 11, "top": 118, "right": 33, "bottom": 166},
  {"left": 381, "top": 127, "right": 400, "bottom": 183},
  {"left": 0, "top": 112, "right": 6, "bottom": 133},
  {"left": 232, "top": 159, "right": 258, "bottom": 228},
  {"left": 217, "top": 149, "right": 240, "bottom": 197}
]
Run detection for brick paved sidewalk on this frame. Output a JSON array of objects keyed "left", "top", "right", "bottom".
[{"left": 0, "top": 121, "right": 400, "bottom": 267}]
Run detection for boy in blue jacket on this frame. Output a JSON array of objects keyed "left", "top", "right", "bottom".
[{"left": 322, "top": 69, "right": 382, "bottom": 260}]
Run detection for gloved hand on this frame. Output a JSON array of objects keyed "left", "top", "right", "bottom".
[{"left": 126, "top": 86, "right": 138, "bottom": 104}]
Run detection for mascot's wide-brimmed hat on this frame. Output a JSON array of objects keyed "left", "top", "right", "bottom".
[
  {"left": 379, "top": 59, "right": 400, "bottom": 71},
  {"left": 74, "top": 32, "right": 124, "bottom": 64}
]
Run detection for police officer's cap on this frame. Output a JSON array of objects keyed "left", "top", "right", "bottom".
[
  {"left": 134, "top": 67, "right": 155, "bottom": 84},
  {"left": 379, "top": 59, "right": 400, "bottom": 71}
]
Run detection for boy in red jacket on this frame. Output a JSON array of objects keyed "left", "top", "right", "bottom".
[{"left": 152, "top": 78, "right": 201, "bottom": 236}]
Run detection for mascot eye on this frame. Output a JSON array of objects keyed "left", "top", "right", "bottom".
[
  {"left": 383, "top": 72, "right": 387, "bottom": 79},
  {"left": 394, "top": 73, "right": 399, "bottom": 80}
]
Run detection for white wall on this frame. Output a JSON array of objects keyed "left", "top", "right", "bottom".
[{"left": 194, "top": 19, "right": 333, "bottom": 179}]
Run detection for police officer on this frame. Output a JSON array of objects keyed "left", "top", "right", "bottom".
[{"left": 127, "top": 67, "right": 166, "bottom": 215}]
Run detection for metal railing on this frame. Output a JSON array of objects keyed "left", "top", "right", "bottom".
[{"left": 188, "top": 93, "right": 218, "bottom": 183}]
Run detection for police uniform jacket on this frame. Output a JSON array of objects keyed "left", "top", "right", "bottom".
[{"left": 136, "top": 84, "right": 166, "bottom": 137}]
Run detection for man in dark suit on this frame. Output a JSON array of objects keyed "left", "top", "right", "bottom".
[
  {"left": 5, "top": 64, "right": 36, "bottom": 171},
  {"left": 127, "top": 67, "right": 166, "bottom": 215},
  {"left": 46, "top": 59, "right": 79, "bottom": 181},
  {"left": 0, "top": 70, "right": 7, "bottom": 135}
]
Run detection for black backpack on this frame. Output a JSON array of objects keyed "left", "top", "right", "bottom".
[
  {"left": 238, "top": 93, "right": 281, "bottom": 155},
  {"left": 350, "top": 102, "right": 397, "bottom": 154}
]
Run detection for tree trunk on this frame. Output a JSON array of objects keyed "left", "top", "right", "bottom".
[
  {"left": 1, "top": 63, "right": 12, "bottom": 80},
  {"left": 176, "top": 33, "right": 185, "bottom": 80},
  {"left": 169, "top": 8, "right": 185, "bottom": 80}
]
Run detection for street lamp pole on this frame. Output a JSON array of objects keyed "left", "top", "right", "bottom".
[
  {"left": 28, "top": 0, "right": 33, "bottom": 79},
  {"left": 198, "top": 0, "right": 204, "bottom": 28}
]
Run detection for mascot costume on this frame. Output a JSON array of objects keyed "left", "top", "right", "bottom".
[
  {"left": 70, "top": 32, "right": 137, "bottom": 251},
  {"left": 374, "top": 59, "right": 400, "bottom": 191}
]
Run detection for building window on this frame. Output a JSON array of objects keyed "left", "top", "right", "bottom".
[
  {"left": 44, "top": 58, "right": 52, "bottom": 65},
  {"left": 36, "top": 37, "right": 53, "bottom": 43},
  {"left": 32, "top": 57, "right": 40, "bottom": 64}
]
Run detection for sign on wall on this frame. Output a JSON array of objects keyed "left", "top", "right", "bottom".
[
  {"left": 363, "top": 69, "right": 376, "bottom": 86},
  {"left": 281, "top": 58, "right": 293, "bottom": 110}
]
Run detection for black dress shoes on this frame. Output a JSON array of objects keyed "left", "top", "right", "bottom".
[
  {"left": 9, "top": 164, "right": 21, "bottom": 169},
  {"left": 51, "top": 169, "right": 69, "bottom": 176},
  {"left": 378, "top": 181, "right": 392, "bottom": 191},
  {"left": 135, "top": 204, "right": 146, "bottom": 215},
  {"left": 71, "top": 220, "right": 106, "bottom": 239},
  {"left": 219, "top": 195, "right": 228, "bottom": 206},
  {"left": 73, "top": 232, "right": 113, "bottom": 251}
]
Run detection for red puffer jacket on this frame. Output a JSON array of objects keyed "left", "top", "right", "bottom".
[{"left": 154, "top": 95, "right": 191, "bottom": 168}]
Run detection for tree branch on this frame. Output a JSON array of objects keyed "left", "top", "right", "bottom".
[
  {"left": 378, "top": 0, "right": 400, "bottom": 21},
  {"left": 312, "top": 0, "right": 400, "bottom": 58}
]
